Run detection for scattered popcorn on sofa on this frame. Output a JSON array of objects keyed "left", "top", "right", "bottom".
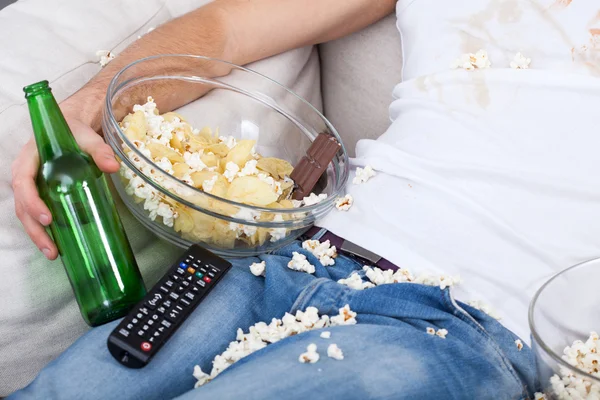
[
  {"left": 299, "top": 343, "right": 320, "bottom": 364},
  {"left": 510, "top": 52, "right": 531, "bottom": 69},
  {"left": 353, "top": 165, "right": 377, "bottom": 185},
  {"left": 426, "top": 327, "right": 436, "bottom": 335},
  {"left": 327, "top": 344, "right": 344, "bottom": 360},
  {"left": 466, "top": 300, "right": 502, "bottom": 320},
  {"left": 515, "top": 339, "right": 523, "bottom": 351},
  {"left": 287, "top": 252, "right": 316, "bottom": 274},
  {"left": 193, "top": 305, "right": 357, "bottom": 387},
  {"left": 320, "top": 331, "right": 331, "bottom": 339},
  {"left": 436, "top": 329, "right": 448, "bottom": 339},
  {"left": 451, "top": 49, "right": 491, "bottom": 70},
  {"left": 96, "top": 50, "right": 116, "bottom": 67},
  {"left": 302, "top": 239, "right": 337, "bottom": 266},
  {"left": 335, "top": 194, "right": 353, "bottom": 211},
  {"left": 337, "top": 272, "right": 375, "bottom": 290},
  {"left": 249, "top": 261, "right": 266, "bottom": 277},
  {"left": 303, "top": 193, "right": 328, "bottom": 206}
]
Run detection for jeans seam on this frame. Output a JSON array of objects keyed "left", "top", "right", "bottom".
[
  {"left": 441, "top": 289, "right": 529, "bottom": 398},
  {"left": 289, "top": 278, "right": 330, "bottom": 315}
]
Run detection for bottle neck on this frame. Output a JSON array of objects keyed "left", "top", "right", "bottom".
[{"left": 26, "top": 89, "right": 81, "bottom": 161}]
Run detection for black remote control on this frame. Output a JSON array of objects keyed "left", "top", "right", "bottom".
[{"left": 107, "top": 244, "right": 232, "bottom": 368}]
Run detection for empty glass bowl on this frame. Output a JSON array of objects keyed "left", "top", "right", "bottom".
[
  {"left": 529, "top": 258, "right": 600, "bottom": 398},
  {"left": 102, "top": 55, "right": 348, "bottom": 257}
]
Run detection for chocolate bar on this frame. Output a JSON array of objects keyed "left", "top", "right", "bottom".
[{"left": 290, "top": 133, "right": 341, "bottom": 200}]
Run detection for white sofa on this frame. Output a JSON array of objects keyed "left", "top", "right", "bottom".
[{"left": 0, "top": 0, "right": 402, "bottom": 395}]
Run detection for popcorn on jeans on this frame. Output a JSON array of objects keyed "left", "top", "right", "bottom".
[
  {"left": 327, "top": 344, "right": 344, "bottom": 360},
  {"left": 287, "top": 252, "right": 316, "bottom": 274},
  {"left": 299, "top": 344, "right": 320, "bottom": 364},
  {"left": 436, "top": 329, "right": 448, "bottom": 339},
  {"left": 466, "top": 300, "right": 502, "bottom": 320},
  {"left": 302, "top": 239, "right": 338, "bottom": 266},
  {"left": 353, "top": 165, "right": 377, "bottom": 185},
  {"left": 426, "top": 327, "right": 436, "bottom": 335},
  {"left": 193, "top": 305, "right": 358, "bottom": 387},
  {"left": 515, "top": 339, "right": 523, "bottom": 351},
  {"left": 337, "top": 272, "right": 375, "bottom": 290},
  {"left": 249, "top": 261, "right": 266, "bottom": 277},
  {"left": 320, "top": 331, "right": 331, "bottom": 339}
]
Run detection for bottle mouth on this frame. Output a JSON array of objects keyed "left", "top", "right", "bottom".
[{"left": 23, "top": 80, "right": 51, "bottom": 98}]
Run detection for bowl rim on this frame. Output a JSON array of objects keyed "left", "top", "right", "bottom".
[
  {"left": 528, "top": 256, "right": 600, "bottom": 382},
  {"left": 104, "top": 54, "right": 349, "bottom": 219}
]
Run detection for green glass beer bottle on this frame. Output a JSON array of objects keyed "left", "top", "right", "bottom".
[{"left": 24, "top": 80, "right": 146, "bottom": 326}]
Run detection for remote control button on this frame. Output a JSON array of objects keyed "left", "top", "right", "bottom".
[
  {"left": 203, "top": 276, "right": 212, "bottom": 284},
  {"left": 153, "top": 331, "right": 161, "bottom": 338},
  {"left": 175, "top": 305, "right": 184, "bottom": 312},
  {"left": 165, "top": 309, "right": 181, "bottom": 323},
  {"left": 192, "top": 286, "right": 200, "bottom": 293},
  {"left": 136, "top": 313, "right": 143, "bottom": 319},
  {"left": 184, "top": 292, "right": 196, "bottom": 301},
  {"left": 150, "top": 314, "right": 160, "bottom": 321},
  {"left": 196, "top": 280, "right": 206, "bottom": 288},
  {"left": 143, "top": 324, "right": 150, "bottom": 331},
  {"left": 149, "top": 337, "right": 157, "bottom": 343},
  {"left": 181, "top": 280, "right": 190, "bottom": 288},
  {"left": 159, "top": 286, "right": 169, "bottom": 294},
  {"left": 157, "top": 306, "right": 166, "bottom": 314},
  {"left": 157, "top": 326, "right": 166, "bottom": 334},
  {"left": 137, "top": 330, "right": 146, "bottom": 337},
  {"left": 176, "top": 268, "right": 185, "bottom": 275},
  {"left": 165, "top": 280, "right": 174, "bottom": 288},
  {"left": 180, "top": 298, "right": 191, "bottom": 307},
  {"left": 126, "top": 323, "right": 134, "bottom": 330},
  {"left": 195, "top": 272, "right": 204, "bottom": 279},
  {"left": 200, "top": 268, "right": 207, "bottom": 274},
  {"left": 147, "top": 320, "right": 154, "bottom": 326},
  {"left": 163, "top": 300, "right": 172, "bottom": 308},
  {"left": 211, "top": 267, "right": 219, "bottom": 274},
  {"left": 179, "top": 262, "right": 187, "bottom": 269},
  {"left": 161, "top": 320, "right": 172, "bottom": 329},
  {"left": 146, "top": 293, "right": 163, "bottom": 308},
  {"left": 139, "top": 307, "right": 150, "bottom": 315},
  {"left": 171, "top": 274, "right": 181, "bottom": 281},
  {"left": 187, "top": 267, "right": 196, "bottom": 275},
  {"left": 188, "top": 255, "right": 195, "bottom": 259},
  {"left": 118, "top": 329, "right": 129, "bottom": 338},
  {"left": 141, "top": 342, "right": 152, "bottom": 352},
  {"left": 176, "top": 285, "right": 186, "bottom": 293},
  {"left": 132, "top": 318, "right": 139, "bottom": 324},
  {"left": 169, "top": 292, "right": 180, "bottom": 301},
  {"left": 208, "top": 272, "right": 216, "bottom": 278}
]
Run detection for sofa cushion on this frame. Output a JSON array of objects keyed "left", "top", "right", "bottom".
[
  {"left": 319, "top": 13, "right": 403, "bottom": 157},
  {"left": 0, "top": 0, "right": 321, "bottom": 395}
]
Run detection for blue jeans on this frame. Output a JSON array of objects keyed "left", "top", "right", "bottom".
[{"left": 10, "top": 242, "right": 538, "bottom": 399}]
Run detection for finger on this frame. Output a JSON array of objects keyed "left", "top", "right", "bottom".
[
  {"left": 17, "top": 202, "right": 58, "bottom": 260},
  {"left": 12, "top": 141, "right": 52, "bottom": 226},
  {"left": 70, "top": 121, "right": 120, "bottom": 173}
]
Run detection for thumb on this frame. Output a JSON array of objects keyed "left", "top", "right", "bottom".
[{"left": 69, "top": 118, "right": 120, "bottom": 173}]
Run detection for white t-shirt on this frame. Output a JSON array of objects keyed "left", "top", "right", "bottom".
[{"left": 321, "top": 0, "right": 600, "bottom": 340}]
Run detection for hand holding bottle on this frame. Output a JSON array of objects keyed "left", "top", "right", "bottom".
[{"left": 11, "top": 106, "right": 120, "bottom": 260}]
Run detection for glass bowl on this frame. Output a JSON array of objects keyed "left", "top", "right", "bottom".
[
  {"left": 529, "top": 258, "right": 600, "bottom": 398},
  {"left": 102, "top": 55, "right": 348, "bottom": 257}
]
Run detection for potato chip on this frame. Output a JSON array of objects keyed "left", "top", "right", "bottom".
[
  {"left": 227, "top": 176, "right": 279, "bottom": 206},
  {"left": 224, "top": 140, "right": 256, "bottom": 168},
  {"left": 172, "top": 163, "right": 190, "bottom": 178},
  {"left": 173, "top": 206, "right": 194, "bottom": 233},
  {"left": 162, "top": 111, "right": 188, "bottom": 123},
  {"left": 257, "top": 157, "right": 294, "bottom": 179},
  {"left": 201, "top": 152, "right": 219, "bottom": 168},
  {"left": 170, "top": 134, "right": 185, "bottom": 153},
  {"left": 146, "top": 142, "right": 185, "bottom": 163},
  {"left": 122, "top": 110, "right": 147, "bottom": 141},
  {"left": 206, "top": 143, "right": 230, "bottom": 157}
]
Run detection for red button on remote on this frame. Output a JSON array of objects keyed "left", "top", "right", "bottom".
[
  {"left": 141, "top": 342, "right": 152, "bottom": 352},
  {"left": 203, "top": 276, "right": 212, "bottom": 283}
]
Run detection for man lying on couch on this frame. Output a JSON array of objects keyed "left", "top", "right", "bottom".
[{"left": 10, "top": 0, "right": 600, "bottom": 398}]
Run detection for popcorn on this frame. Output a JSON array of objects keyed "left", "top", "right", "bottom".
[
  {"left": 320, "top": 331, "right": 331, "bottom": 339},
  {"left": 291, "top": 199, "right": 303, "bottom": 208},
  {"left": 413, "top": 273, "right": 461, "bottom": 290},
  {"left": 229, "top": 208, "right": 260, "bottom": 238},
  {"left": 96, "top": 50, "right": 116, "bottom": 67},
  {"left": 299, "top": 344, "right": 320, "bottom": 364},
  {"left": 466, "top": 300, "right": 502, "bottom": 320},
  {"left": 436, "top": 329, "right": 448, "bottom": 339},
  {"left": 533, "top": 393, "right": 547, "bottom": 400},
  {"left": 183, "top": 151, "right": 208, "bottom": 171},
  {"left": 193, "top": 305, "right": 356, "bottom": 387},
  {"left": 335, "top": 194, "right": 353, "bottom": 211},
  {"left": 155, "top": 157, "right": 174, "bottom": 174},
  {"left": 451, "top": 49, "right": 491, "bottom": 70},
  {"left": 327, "top": 344, "right": 344, "bottom": 360},
  {"left": 287, "top": 252, "right": 316, "bottom": 274},
  {"left": 330, "top": 304, "right": 357, "bottom": 326},
  {"left": 338, "top": 272, "right": 375, "bottom": 290},
  {"left": 219, "top": 135, "right": 237, "bottom": 149},
  {"left": 238, "top": 159, "right": 259, "bottom": 177},
  {"left": 303, "top": 193, "right": 328, "bottom": 206},
  {"left": 249, "top": 261, "right": 266, "bottom": 277},
  {"left": 257, "top": 173, "right": 283, "bottom": 195},
  {"left": 426, "top": 327, "right": 436, "bottom": 335},
  {"left": 223, "top": 161, "right": 240, "bottom": 182},
  {"left": 353, "top": 165, "right": 376, "bottom": 185},
  {"left": 269, "top": 214, "right": 287, "bottom": 243},
  {"left": 156, "top": 202, "right": 176, "bottom": 227},
  {"left": 510, "top": 52, "right": 531, "bottom": 69},
  {"left": 302, "top": 239, "right": 337, "bottom": 266},
  {"left": 202, "top": 175, "right": 218, "bottom": 193},
  {"left": 515, "top": 339, "right": 523, "bottom": 351}
]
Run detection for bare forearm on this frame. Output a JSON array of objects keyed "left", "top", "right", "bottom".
[{"left": 62, "top": 0, "right": 395, "bottom": 129}]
